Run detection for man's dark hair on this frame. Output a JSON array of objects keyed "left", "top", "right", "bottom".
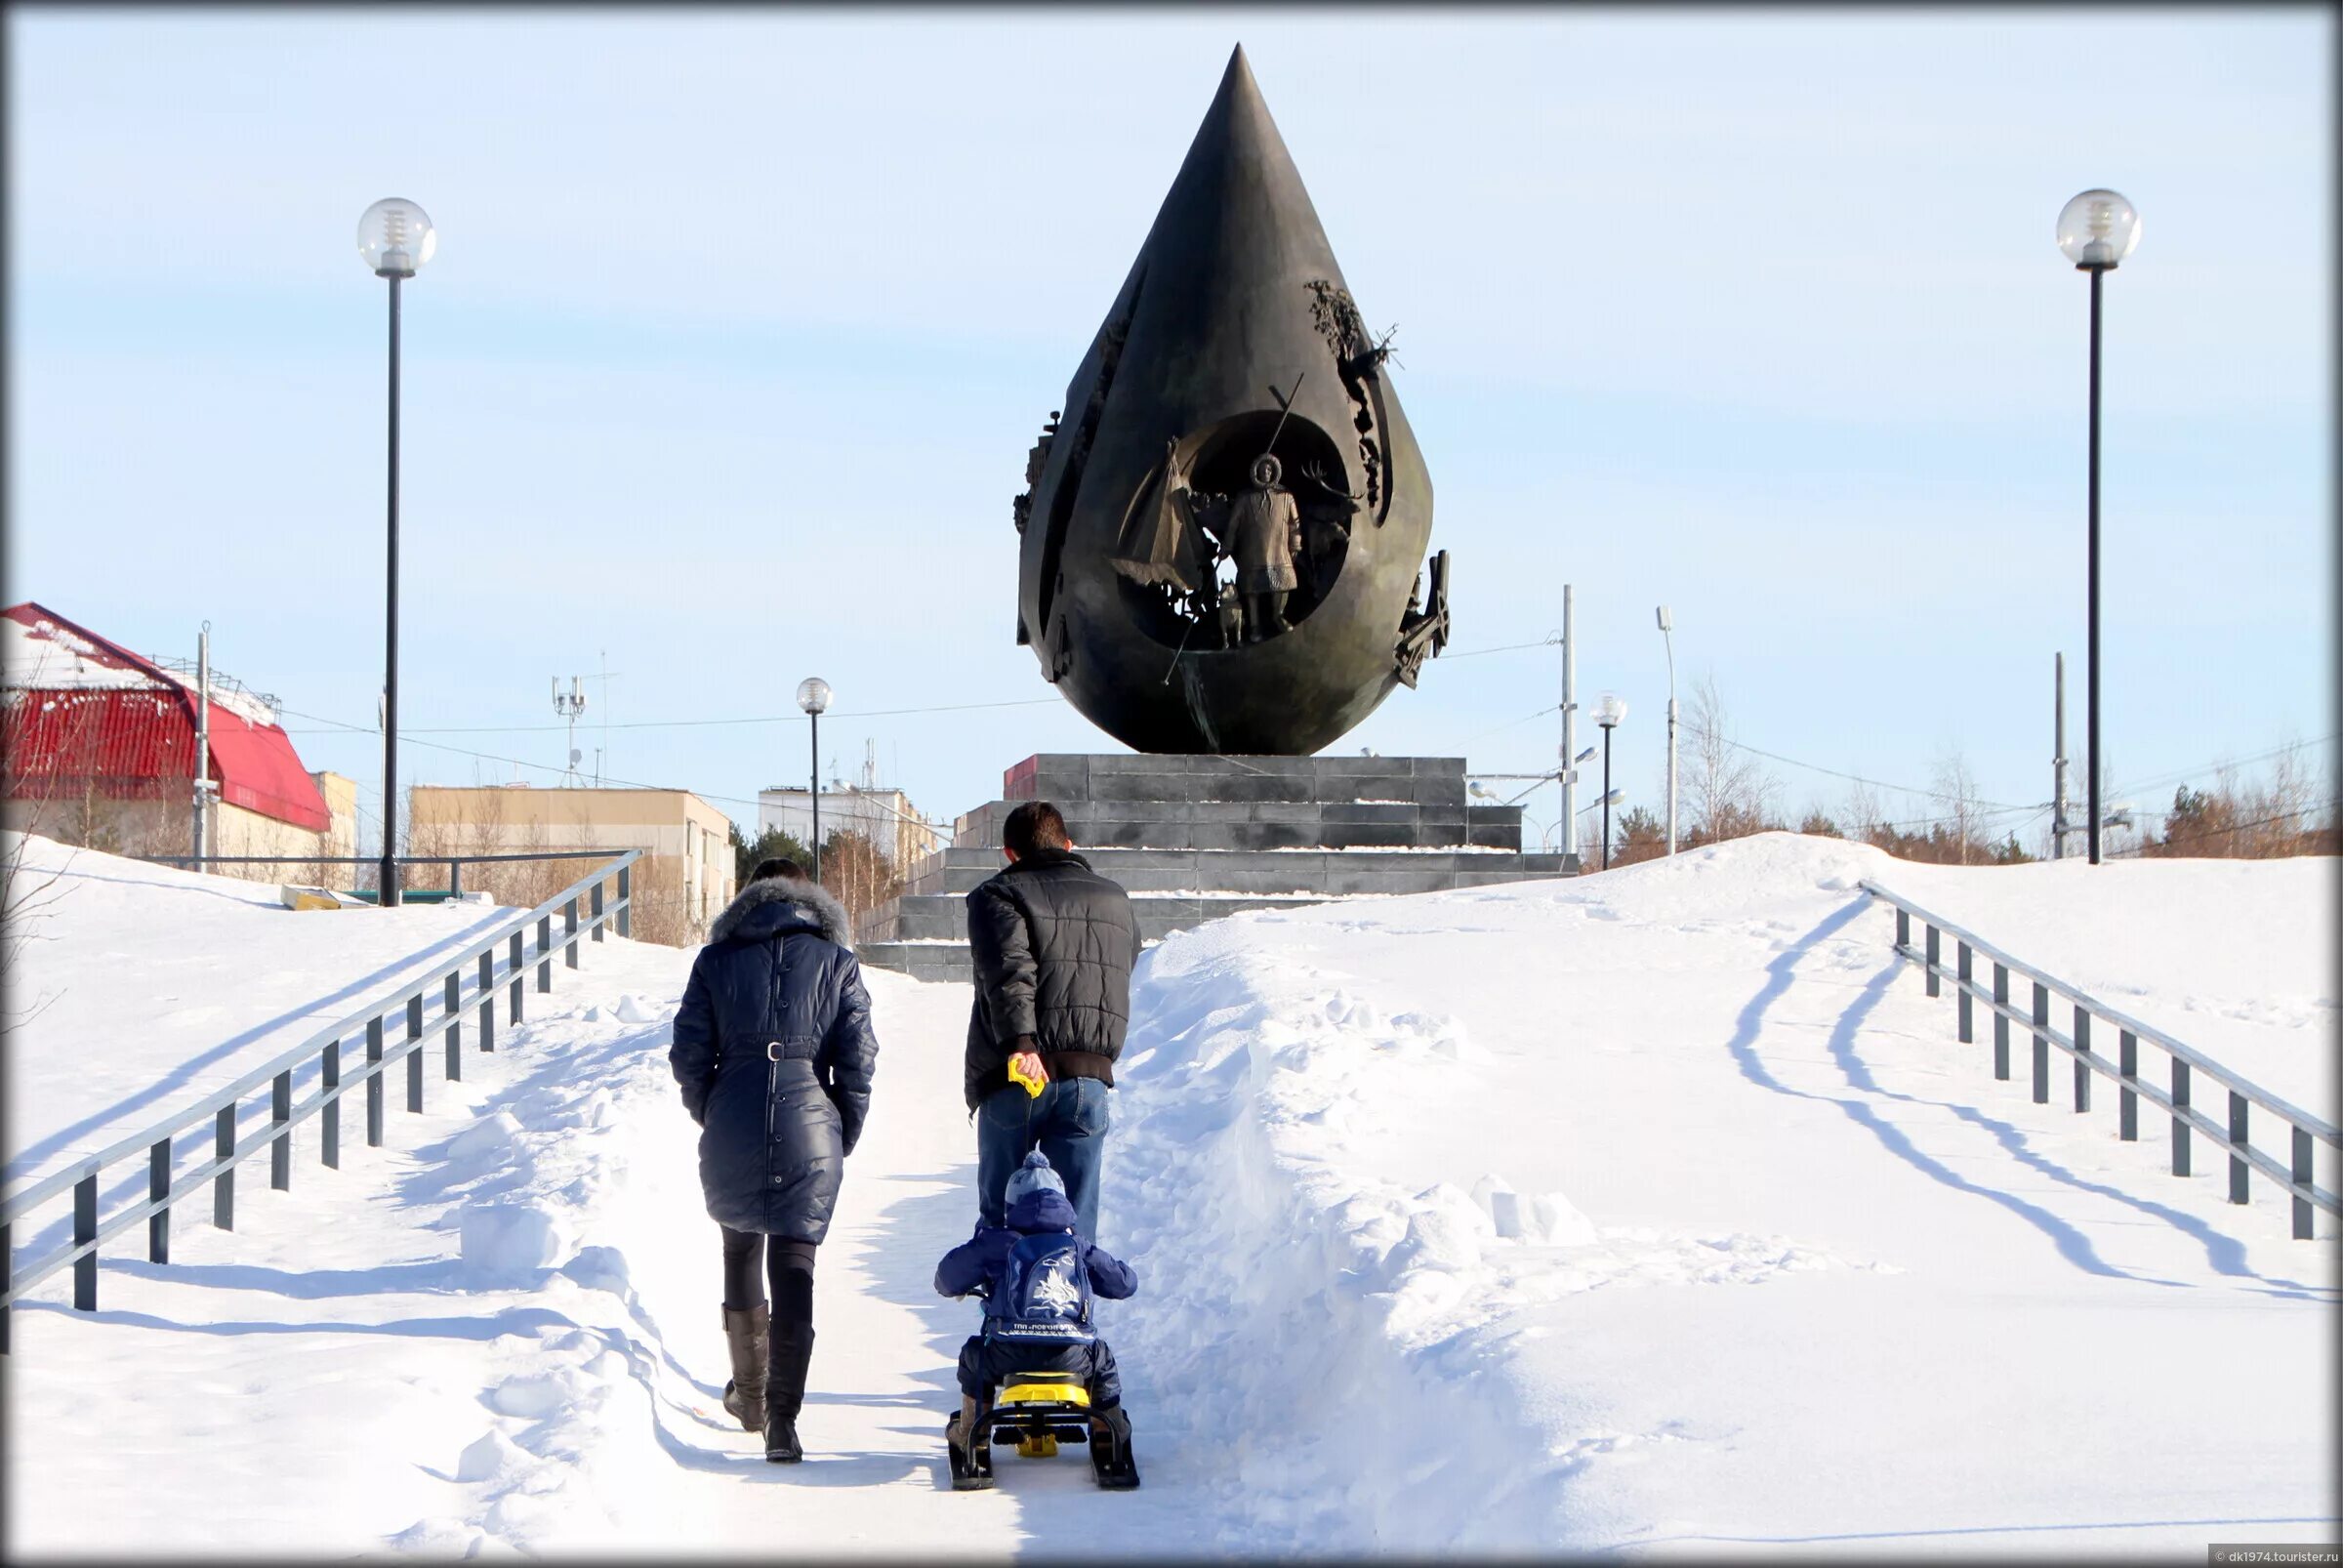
[
  {"left": 751, "top": 856, "right": 808, "bottom": 884},
  {"left": 1003, "top": 802, "right": 1071, "bottom": 859}
]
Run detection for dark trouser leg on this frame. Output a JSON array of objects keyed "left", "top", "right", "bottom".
[
  {"left": 719, "top": 1224, "right": 763, "bottom": 1309},
  {"left": 974, "top": 1085, "right": 1038, "bottom": 1230},
  {"left": 1036, "top": 1079, "right": 1110, "bottom": 1241},
  {"left": 767, "top": 1240, "right": 816, "bottom": 1351},
  {"left": 765, "top": 1239, "right": 817, "bottom": 1462},
  {"left": 956, "top": 1336, "right": 990, "bottom": 1401},
  {"left": 1086, "top": 1340, "right": 1123, "bottom": 1410}
]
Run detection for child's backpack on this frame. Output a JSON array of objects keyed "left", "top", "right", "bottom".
[{"left": 988, "top": 1228, "right": 1095, "bottom": 1344}]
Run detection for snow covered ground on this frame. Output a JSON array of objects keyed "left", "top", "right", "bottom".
[
  {"left": 3, "top": 833, "right": 529, "bottom": 1189},
  {"left": 4, "top": 833, "right": 2334, "bottom": 1557}
]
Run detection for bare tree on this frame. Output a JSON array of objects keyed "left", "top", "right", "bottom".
[
  {"left": 1837, "top": 777, "right": 1887, "bottom": 846},
  {"left": 821, "top": 830, "right": 902, "bottom": 924},
  {"left": 1680, "top": 671, "right": 1779, "bottom": 846},
  {"left": 1931, "top": 746, "right": 1985, "bottom": 866}
]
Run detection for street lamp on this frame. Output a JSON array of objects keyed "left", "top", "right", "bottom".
[
  {"left": 797, "top": 677, "right": 831, "bottom": 881},
  {"left": 357, "top": 197, "right": 435, "bottom": 907},
  {"left": 1656, "top": 605, "right": 1677, "bottom": 856},
  {"left": 1593, "top": 691, "right": 1627, "bottom": 870},
  {"left": 2056, "top": 187, "right": 2140, "bottom": 866}
]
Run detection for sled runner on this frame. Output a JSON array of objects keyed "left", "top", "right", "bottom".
[{"left": 946, "top": 1377, "right": 1139, "bottom": 1491}]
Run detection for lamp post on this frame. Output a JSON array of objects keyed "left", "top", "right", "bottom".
[
  {"left": 356, "top": 198, "right": 435, "bottom": 907},
  {"left": 797, "top": 678, "right": 832, "bottom": 881},
  {"left": 2056, "top": 187, "right": 2140, "bottom": 866},
  {"left": 1593, "top": 691, "right": 1626, "bottom": 870},
  {"left": 1656, "top": 605, "right": 1677, "bottom": 855}
]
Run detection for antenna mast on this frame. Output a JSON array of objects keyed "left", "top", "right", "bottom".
[{"left": 552, "top": 677, "right": 589, "bottom": 786}]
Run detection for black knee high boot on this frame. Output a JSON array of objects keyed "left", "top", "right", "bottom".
[
  {"left": 764, "top": 1324, "right": 813, "bottom": 1464},
  {"left": 720, "top": 1303, "right": 768, "bottom": 1432}
]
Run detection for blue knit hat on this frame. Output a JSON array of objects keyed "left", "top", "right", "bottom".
[{"left": 1003, "top": 1149, "right": 1065, "bottom": 1208}]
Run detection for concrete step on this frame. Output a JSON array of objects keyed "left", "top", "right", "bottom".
[
  {"left": 906, "top": 846, "right": 1568, "bottom": 895},
  {"left": 862, "top": 892, "right": 1342, "bottom": 945},
  {"left": 953, "top": 797, "right": 1522, "bottom": 852},
  {"left": 857, "top": 940, "right": 975, "bottom": 982},
  {"left": 1004, "top": 752, "right": 1471, "bottom": 808}
]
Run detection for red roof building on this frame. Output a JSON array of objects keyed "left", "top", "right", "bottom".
[{"left": 1, "top": 601, "right": 329, "bottom": 833}]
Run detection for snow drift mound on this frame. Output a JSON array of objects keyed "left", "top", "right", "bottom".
[
  {"left": 1100, "top": 833, "right": 2335, "bottom": 1555},
  {"left": 3, "top": 832, "right": 526, "bottom": 1193}
]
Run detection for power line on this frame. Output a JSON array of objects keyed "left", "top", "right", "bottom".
[
  {"left": 1677, "top": 724, "right": 2036, "bottom": 811},
  {"left": 1452, "top": 703, "right": 1561, "bottom": 750},
  {"left": 2109, "top": 733, "right": 2340, "bottom": 803},
  {"left": 279, "top": 694, "right": 1063, "bottom": 737},
  {"left": 2107, "top": 803, "right": 2334, "bottom": 859},
  {"left": 1435, "top": 638, "right": 1556, "bottom": 661},
  {"left": 280, "top": 705, "right": 948, "bottom": 841}
]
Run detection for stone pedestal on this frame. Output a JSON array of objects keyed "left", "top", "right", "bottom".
[{"left": 856, "top": 754, "right": 1577, "bottom": 980}]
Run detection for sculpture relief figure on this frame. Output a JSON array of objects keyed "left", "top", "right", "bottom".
[
  {"left": 1109, "top": 437, "right": 1214, "bottom": 611},
  {"left": 1214, "top": 454, "right": 1303, "bottom": 643}
]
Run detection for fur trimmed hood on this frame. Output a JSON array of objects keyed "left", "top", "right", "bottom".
[{"left": 709, "top": 875, "right": 853, "bottom": 949}]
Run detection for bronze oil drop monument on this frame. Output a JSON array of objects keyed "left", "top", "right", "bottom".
[
  {"left": 1013, "top": 44, "right": 1447, "bottom": 753},
  {"left": 857, "top": 48, "right": 1571, "bottom": 980}
]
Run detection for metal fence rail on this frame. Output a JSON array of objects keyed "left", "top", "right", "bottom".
[
  {"left": 0, "top": 850, "right": 639, "bottom": 1352},
  {"left": 1862, "top": 879, "right": 2337, "bottom": 1240}
]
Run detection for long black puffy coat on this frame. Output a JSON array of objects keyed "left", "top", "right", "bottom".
[
  {"left": 964, "top": 848, "right": 1141, "bottom": 1111},
  {"left": 670, "top": 877, "right": 878, "bottom": 1243}
]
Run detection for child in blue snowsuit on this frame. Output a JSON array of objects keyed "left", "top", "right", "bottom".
[{"left": 936, "top": 1150, "right": 1135, "bottom": 1451}]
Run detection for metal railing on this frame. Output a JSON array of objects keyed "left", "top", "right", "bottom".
[
  {"left": 1863, "top": 879, "right": 2337, "bottom": 1240},
  {"left": 139, "top": 849, "right": 625, "bottom": 900},
  {"left": 0, "top": 850, "right": 640, "bottom": 1351}
]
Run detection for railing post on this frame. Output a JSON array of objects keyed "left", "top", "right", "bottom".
[
  {"left": 213, "top": 1105, "right": 235, "bottom": 1230},
  {"left": 538, "top": 916, "right": 553, "bottom": 992},
  {"left": 2228, "top": 1092, "right": 2249, "bottom": 1205},
  {"left": 449, "top": 858, "right": 463, "bottom": 899},
  {"left": 2293, "top": 1127, "right": 2315, "bottom": 1240},
  {"left": 2171, "top": 1058, "right": 2192, "bottom": 1177},
  {"left": 270, "top": 1070, "right": 293, "bottom": 1190},
  {"left": 2031, "top": 981, "right": 2050, "bottom": 1104},
  {"left": 1993, "top": 964, "right": 2010, "bottom": 1080},
  {"left": 592, "top": 880, "right": 605, "bottom": 943},
  {"left": 2117, "top": 1030, "right": 2138, "bottom": 1141},
  {"left": 322, "top": 1041, "right": 341, "bottom": 1169},
  {"left": 1956, "top": 942, "right": 1973, "bottom": 1043},
  {"left": 444, "top": 972, "right": 462, "bottom": 1082},
  {"left": 564, "top": 897, "right": 579, "bottom": 969},
  {"left": 2071, "top": 1007, "right": 2091, "bottom": 1113},
  {"left": 148, "top": 1138, "right": 171, "bottom": 1262},
  {"left": 366, "top": 1017, "right": 386, "bottom": 1148},
  {"left": 618, "top": 865, "right": 631, "bottom": 938},
  {"left": 478, "top": 952, "right": 495, "bottom": 1052},
  {"left": 73, "top": 1173, "right": 98, "bottom": 1312},
  {"left": 1924, "top": 925, "right": 1940, "bottom": 998},
  {"left": 406, "top": 995, "right": 425, "bottom": 1112},
  {"left": 509, "top": 931, "right": 525, "bottom": 1022},
  {"left": 1895, "top": 908, "right": 1910, "bottom": 952}
]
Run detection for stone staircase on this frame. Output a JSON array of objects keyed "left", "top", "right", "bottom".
[{"left": 855, "top": 754, "right": 1577, "bottom": 981}]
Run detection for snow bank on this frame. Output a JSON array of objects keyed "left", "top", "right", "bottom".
[
  {"left": 1861, "top": 850, "right": 2336, "bottom": 1110},
  {"left": 3, "top": 834, "right": 524, "bottom": 1196},
  {"left": 1100, "top": 833, "right": 2336, "bottom": 1554}
]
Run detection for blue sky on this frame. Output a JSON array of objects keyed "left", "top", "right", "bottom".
[{"left": 6, "top": 9, "right": 2331, "bottom": 853}]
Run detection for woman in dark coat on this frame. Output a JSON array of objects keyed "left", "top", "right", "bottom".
[{"left": 670, "top": 857, "right": 878, "bottom": 1463}]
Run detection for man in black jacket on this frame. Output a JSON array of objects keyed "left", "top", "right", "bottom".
[{"left": 965, "top": 801, "right": 1141, "bottom": 1240}]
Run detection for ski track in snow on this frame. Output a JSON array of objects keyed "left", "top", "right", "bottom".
[{"left": 5, "top": 833, "right": 2336, "bottom": 1557}]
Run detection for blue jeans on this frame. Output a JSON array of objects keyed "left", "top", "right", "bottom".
[{"left": 976, "top": 1076, "right": 1110, "bottom": 1239}]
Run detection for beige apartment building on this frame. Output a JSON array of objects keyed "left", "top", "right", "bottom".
[{"left": 409, "top": 785, "right": 735, "bottom": 946}]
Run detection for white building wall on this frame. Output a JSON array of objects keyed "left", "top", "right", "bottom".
[{"left": 757, "top": 787, "right": 940, "bottom": 868}]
